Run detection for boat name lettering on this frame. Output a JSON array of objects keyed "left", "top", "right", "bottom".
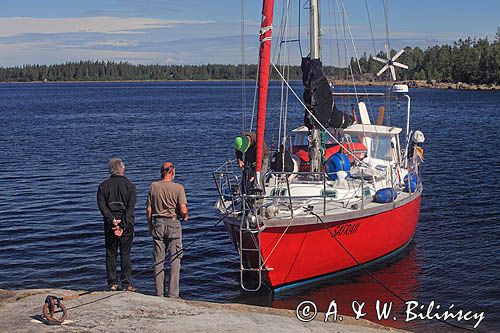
[{"left": 332, "top": 223, "right": 360, "bottom": 237}]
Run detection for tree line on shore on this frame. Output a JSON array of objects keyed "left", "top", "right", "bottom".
[
  {"left": 352, "top": 32, "right": 500, "bottom": 85},
  {"left": 1, "top": 31, "right": 499, "bottom": 84}
]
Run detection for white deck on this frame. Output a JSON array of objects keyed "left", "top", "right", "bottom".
[{"left": 218, "top": 174, "right": 422, "bottom": 228}]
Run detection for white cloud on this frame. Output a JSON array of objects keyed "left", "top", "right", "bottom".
[
  {"left": 0, "top": 41, "right": 161, "bottom": 66},
  {"left": 0, "top": 41, "right": 51, "bottom": 53},
  {"left": 163, "top": 52, "right": 193, "bottom": 65},
  {"left": 91, "top": 40, "right": 139, "bottom": 47},
  {"left": 0, "top": 16, "right": 213, "bottom": 37}
]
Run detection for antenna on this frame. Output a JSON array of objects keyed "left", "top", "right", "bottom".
[{"left": 373, "top": 48, "right": 408, "bottom": 81}]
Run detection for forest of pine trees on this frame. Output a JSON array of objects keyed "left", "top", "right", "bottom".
[
  {"left": 1, "top": 31, "right": 499, "bottom": 84},
  {"left": 351, "top": 33, "right": 500, "bottom": 85}
]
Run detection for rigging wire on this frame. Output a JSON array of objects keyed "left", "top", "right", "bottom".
[
  {"left": 337, "top": 1, "right": 360, "bottom": 106},
  {"left": 281, "top": 0, "right": 294, "bottom": 149},
  {"left": 325, "top": 0, "right": 336, "bottom": 89},
  {"left": 363, "top": 0, "right": 387, "bottom": 127},
  {"left": 332, "top": 0, "right": 348, "bottom": 111},
  {"left": 262, "top": 216, "right": 296, "bottom": 266},
  {"left": 383, "top": 0, "right": 392, "bottom": 126},
  {"left": 339, "top": 0, "right": 379, "bottom": 124},
  {"left": 364, "top": 0, "right": 378, "bottom": 57},
  {"left": 281, "top": 17, "right": 292, "bottom": 150},
  {"left": 249, "top": 60, "right": 260, "bottom": 132},
  {"left": 241, "top": 0, "right": 247, "bottom": 131},
  {"left": 271, "top": 62, "right": 369, "bottom": 167},
  {"left": 328, "top": 0, "right": 350, "bottom": 116},
  {"left": 274, "top": 0, "right": 292, "bottom": 149},
  {"left": 297, "top": 0, "right": 303, "bottom": 58},
  {"left": 272, "top": 0, "right": 301, "bottom": 151},
  {"left": 383, "top": 0, "right": 392, "bottom": 62}
]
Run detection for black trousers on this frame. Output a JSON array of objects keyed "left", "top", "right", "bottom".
[{"left": 104, "top": 232, "right": 133, "bottom": 287}]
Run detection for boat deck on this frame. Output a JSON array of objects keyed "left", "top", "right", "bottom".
[
  {"left": 262, "top": 187, "right": 421, "bottom": 227},
  {"left": 219, "top": 175, "right": 422, "bottom": 228}
]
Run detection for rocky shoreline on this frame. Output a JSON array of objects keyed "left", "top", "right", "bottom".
[
  {"left": 0, "top": 289, "right": 406, "bottom": 333},
  {"left": 331, "top": 79, "right": 500, "bottom": 91},
  {"left": 2, "top": 79, "right": 499, "bottom": 90}
]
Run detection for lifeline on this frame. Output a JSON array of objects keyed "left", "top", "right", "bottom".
[{"left": 405, "top": 300, "right": 485, "bottom": 329}]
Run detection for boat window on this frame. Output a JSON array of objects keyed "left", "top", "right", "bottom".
[
  {"left": 342, "top": 134, "right": 361, "bottom": 143},
  {"left": 370, "top": 136, "right": 392, "bottom": 161},
  {"left": 325, "top": 135, "right": 339, "bottom": 145},
  {"left": 293, "top": 130, "right": 344, "bottom": 146},
  {"left": 293, "top": 133, "right": 308, "bottom": 146},
  {"left": 324, "top": 129, "right": 340, "bottom": 145}
]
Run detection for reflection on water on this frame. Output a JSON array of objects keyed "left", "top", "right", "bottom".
[{"left": 271, "top": 246, "right": 420, "bottom": 330}]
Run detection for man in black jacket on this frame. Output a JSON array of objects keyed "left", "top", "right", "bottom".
[
  {"left": 97, "top": 158, "right": 137, "bottom": 291},
  {"left": 234, "top": 132, "right": 269, "bottom": 193}
]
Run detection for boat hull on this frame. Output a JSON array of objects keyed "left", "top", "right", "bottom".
[{"left": 224, "top": 193, "right": 421, "bottom": 291}]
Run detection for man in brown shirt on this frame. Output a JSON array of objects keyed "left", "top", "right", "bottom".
[{"left": 146, "top": 162, "right": 188, "bottom": 298}]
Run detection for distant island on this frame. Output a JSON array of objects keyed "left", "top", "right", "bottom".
[{"left": 1, "top": 32, "right": 499, "bottom": 89}]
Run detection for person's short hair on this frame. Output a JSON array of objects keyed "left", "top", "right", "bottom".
[
  {"left": 161, "top": 162, "right": 174, "bottom": 177},
  {"left": 109, "top": 158, "right": 125, "bottom": 175}
]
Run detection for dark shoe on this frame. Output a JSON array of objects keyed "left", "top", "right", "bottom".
[{"left": 110, "top": 284, "right": 119, "bottom": 291}]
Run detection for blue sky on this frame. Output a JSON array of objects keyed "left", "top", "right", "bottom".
[{"left": 0, "top": 0, "right": 498, "bottom": 67}]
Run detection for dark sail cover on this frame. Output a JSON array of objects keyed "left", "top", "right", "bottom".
[{"left": 302, "top": 57, "right": 353, "bottom": 129}]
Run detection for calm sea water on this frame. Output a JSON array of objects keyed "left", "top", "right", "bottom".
[{"left": 0, "top": 82, "right": 498, "bottom": 332}]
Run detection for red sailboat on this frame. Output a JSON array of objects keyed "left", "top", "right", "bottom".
[{"left": 213, "top": 0, "right": 425, "bottom": 292}]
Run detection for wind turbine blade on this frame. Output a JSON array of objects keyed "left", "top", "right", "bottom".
[
  {"left": 393, "top": 62, "right": 409, "bottom": 69},
  {"left": 390, "top": 66, "right": 396, "bottom": 81},
  {"left": 377, "top": 64, "right": 389, "bottom": 77},
  {"left": 392, "top": 49, "right": 405, "bottom": 61},
  {"left": 372, "top": 56, "right": 387, "bottom": 64}
]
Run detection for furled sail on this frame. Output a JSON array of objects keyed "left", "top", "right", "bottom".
[
  {"left": 255, "top": 0, "right": 275, "bottom": 179},
  {"left": 302, "top": 57, "right": 353, "bottom": 129}
]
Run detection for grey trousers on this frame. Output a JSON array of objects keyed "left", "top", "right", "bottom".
[{"left": 152, "top": 218, "right": 183, "bottom": 297}]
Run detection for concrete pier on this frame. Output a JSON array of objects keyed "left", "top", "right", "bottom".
[{"left": 0, "top": 289, "right": 405, "bottom": 332}]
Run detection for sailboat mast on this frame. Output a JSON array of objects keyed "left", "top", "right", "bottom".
[
  {"left": 254, "top": 0, "right": 275, "bottom": 189},
  {"left": 310, "top": 0, "right": 320, "bottom": 59},
  {"left": 309, "top": 0, "right": 322, "bottom": 173}
]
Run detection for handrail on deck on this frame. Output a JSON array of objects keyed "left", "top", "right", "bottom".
[
  {"left": 213, "top": 157, "right": 424, "bottom": 220},
  {"left": 213, "top": 162, "right": 370, "bottom": 217}
]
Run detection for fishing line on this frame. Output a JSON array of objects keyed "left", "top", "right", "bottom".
[{"left": 308, "top": 209, "right": 474, "bottom": 332}]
